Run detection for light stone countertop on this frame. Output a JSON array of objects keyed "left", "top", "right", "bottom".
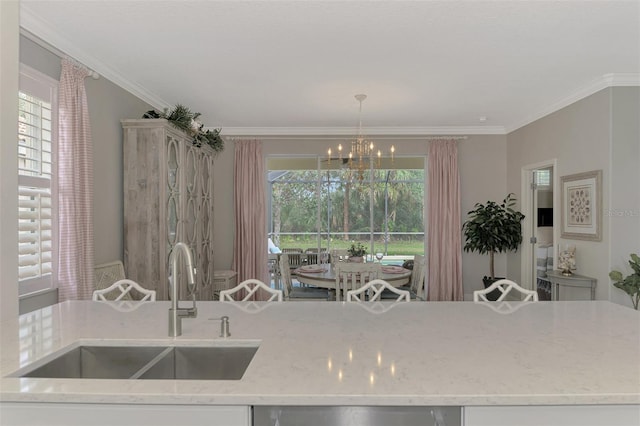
[{"left": 0, "top": 300, "right": 639, "bottom": 407}]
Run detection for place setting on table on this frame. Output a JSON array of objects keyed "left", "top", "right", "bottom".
[
  {"left": 296, "top": 264, "right": 328, "bottom": 274},
  {"left": 294, "top": 262, "right": 412, "bottom": 290},
  {"left": 380, "top": 265, "right": 407, "bottom": 274}
]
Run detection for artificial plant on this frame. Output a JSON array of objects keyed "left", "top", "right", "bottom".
[
  {"left": 347, "top": 242, "right": 367, "bottom": 257},
  {"left": 609, "top": 253, "right": 640, "bottom": 310},
  {"left": 462, "top": 193, "right": 526, "bottom": 280},
  {"left": 143, "top": 104, "right": 224, "bottom": 153}
]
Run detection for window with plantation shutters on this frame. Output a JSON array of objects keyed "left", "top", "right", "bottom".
[{"left": 18, "top": 65, "right": 58, "bottom": 295}]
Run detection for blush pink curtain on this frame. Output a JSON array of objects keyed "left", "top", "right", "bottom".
[
  {"left": 57, "top": 59, "right": 94, "bottom": 302},
  {"left": 232, "top": 140, "right": 269, "bottom": 300},
  {"left": 427, "top": 139, "right": 463, "bottom": 301}
]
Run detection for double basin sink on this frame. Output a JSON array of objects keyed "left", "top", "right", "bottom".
[{"left": 13, "top": 342, "right": 259, "bottom": 380}]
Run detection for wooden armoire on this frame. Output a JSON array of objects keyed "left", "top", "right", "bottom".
[{"left": 122, "top": 119, "right": 215, "bottom": 300}]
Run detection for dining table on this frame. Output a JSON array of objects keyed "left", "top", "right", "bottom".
[{"left": 294, "top": 263, "right": 412, "bottom": 289}]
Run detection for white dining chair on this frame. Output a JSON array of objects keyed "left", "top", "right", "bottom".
[
  {"left": 219, "top": 279, "right": 283, "bottom": 302},
  {"left": 94, "top": 260, "right": 127, "bottom": 298},
  {"left": 334, "top": 263, "right": 381, "bottom": 301},
  {"left": 473, "top": 279, "right": 539, "bottom": 302},
  {"left": 347, "top": 279, "right": 410, "bottom": 302},
  {"left": 92, "top": 279, "right": 156, "bottom": 302},
  {"left": 279, "top": 254, "right": 330, "bottom": 301}
]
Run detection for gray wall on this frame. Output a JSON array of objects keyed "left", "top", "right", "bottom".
[
  {"left": 1, "top": 1, "right": 20, "bottom": 322},
  {"left": 609, "top": 87, "right": 640, "bottom": 307},
  {"left": 506, "top": 87, "right": 640, "bottom": 307},
  {"left": 20, "top": 36, "right": 153, "bottom": 265},
  {"left": 458, "top": 135, "right": 508, "bottom": 297}
]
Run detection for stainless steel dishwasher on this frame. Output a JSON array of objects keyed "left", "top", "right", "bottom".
[{"left": 252, "top": 406, "right": 461, "bottom": 426}]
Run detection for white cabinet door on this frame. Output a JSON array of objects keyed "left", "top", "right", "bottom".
[
  {"left": 0, "top": 403, "right": 251, "bottom": 426},
  {"left": 464, "top": 405, "right": 640, "bottom": 426}
]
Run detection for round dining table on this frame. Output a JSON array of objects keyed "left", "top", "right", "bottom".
[{"left": 294, "top": 263, "right": 412, "bottom": 288}]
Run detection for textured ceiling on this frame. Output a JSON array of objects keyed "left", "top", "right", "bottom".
[{"left": 20, "top": 0, "right": 640, "bottom": 135}]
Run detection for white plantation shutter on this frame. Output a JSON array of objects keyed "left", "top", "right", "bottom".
[
  {"left": 18, "top": 65, "right": 57, "bottom": 294},
  {"left": 18, "top": 183, "right": 53, "bottom": 280}
]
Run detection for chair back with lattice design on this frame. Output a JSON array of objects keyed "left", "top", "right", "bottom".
[
  {"left": 473, "top": 279, "right": 539, "bottom": 302},
  {"left": 219, "top": 279, "right": 283, "bottom": 302},
  {"left": 93, "top": 279, "right": 156, "bottom": 302},
  {"left": 94, "top": 261, "right": 128, "bottom": 300},
  {"left": 347, "top": 279, "right": 410, "bottom": 302}
]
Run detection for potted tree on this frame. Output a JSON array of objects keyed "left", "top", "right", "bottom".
[
  {"left": 609, "top": 253, "right": 640, "bottom": 310},
  {"left": 463, "top": 193, "right": 526, "bottom": 300}
]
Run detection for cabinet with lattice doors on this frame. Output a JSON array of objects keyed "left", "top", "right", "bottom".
[{"left": 122, "top": 119, "right": 215, "bottom": 301}]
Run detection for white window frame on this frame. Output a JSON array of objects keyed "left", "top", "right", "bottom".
[{"left": 18, "top": 64, "right": 58, "bottom": 296}]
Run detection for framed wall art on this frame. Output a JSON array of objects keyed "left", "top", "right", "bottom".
[{"left": 560, "top": 170, "right": 602, "bottom": 241}]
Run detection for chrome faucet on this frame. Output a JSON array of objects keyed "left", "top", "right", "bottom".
[{"left": 168, "top": 242, "right": 198, "bottom": 337}]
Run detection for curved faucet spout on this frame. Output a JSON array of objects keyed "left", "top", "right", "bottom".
[{"left": 169, "top": 242, "right": 198, "bottom": 337}]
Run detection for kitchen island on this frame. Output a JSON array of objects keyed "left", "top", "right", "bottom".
[{"left": 1, "top": 300, "right": 639, "bottom": 425}]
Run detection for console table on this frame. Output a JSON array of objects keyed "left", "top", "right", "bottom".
[{"left": 545, "top": 270, "right": 597, "bottom": 301}]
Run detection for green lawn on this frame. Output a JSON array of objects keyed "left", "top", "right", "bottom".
[{"left": 276, "top": 236, "right": 425, "bottom": 256}]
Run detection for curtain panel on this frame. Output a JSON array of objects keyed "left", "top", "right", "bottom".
[
  {"left": 232, "top": 140, "right": 269, "bottom": 300},
  {"left": 427, "top": 140, "right": 463, "bottom": 301},
  {"left": 56, "top": 59, "right": 94, "bottom": 301}
]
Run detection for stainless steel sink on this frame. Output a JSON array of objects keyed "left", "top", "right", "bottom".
[
  {"left": 14, "top": 344, "right": 259, "bottom": 380},
  {"left": 21, "top": 346, "right": 166, "bottom": 379},
  {"left": 137, "top": 346, "right": 259, "bottom": 380}
]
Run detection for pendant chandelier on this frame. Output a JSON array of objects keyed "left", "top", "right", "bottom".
[{"left": 327, "top": 94, "right": 395, "bottom": 180}]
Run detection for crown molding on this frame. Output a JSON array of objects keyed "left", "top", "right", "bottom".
[
  {"left": 20, "top": 6, "right": 170, "bottom": 112},
  {"left": 505, "top": 73, "right": 640, "bottom": 134},
  {"left": 219, "top": 125, "right": 507, "bottom": 137},
  {"left": 602, "top": 72, "right": 640, "bottom": 86}
]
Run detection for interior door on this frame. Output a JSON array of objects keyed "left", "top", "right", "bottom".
[
  {"left": 526, "top": 165, "right": 555, "bottom": 298},
  {"left": 530, "top": 170, "right": 539, "bottom": 288}
]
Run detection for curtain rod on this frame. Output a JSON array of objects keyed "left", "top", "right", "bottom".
[
  {"left": 424, "top": 136, "right": 468, "bottom": 140},
  {"left": 20, "top": 29, "right": 100, "bottom": 80}
]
